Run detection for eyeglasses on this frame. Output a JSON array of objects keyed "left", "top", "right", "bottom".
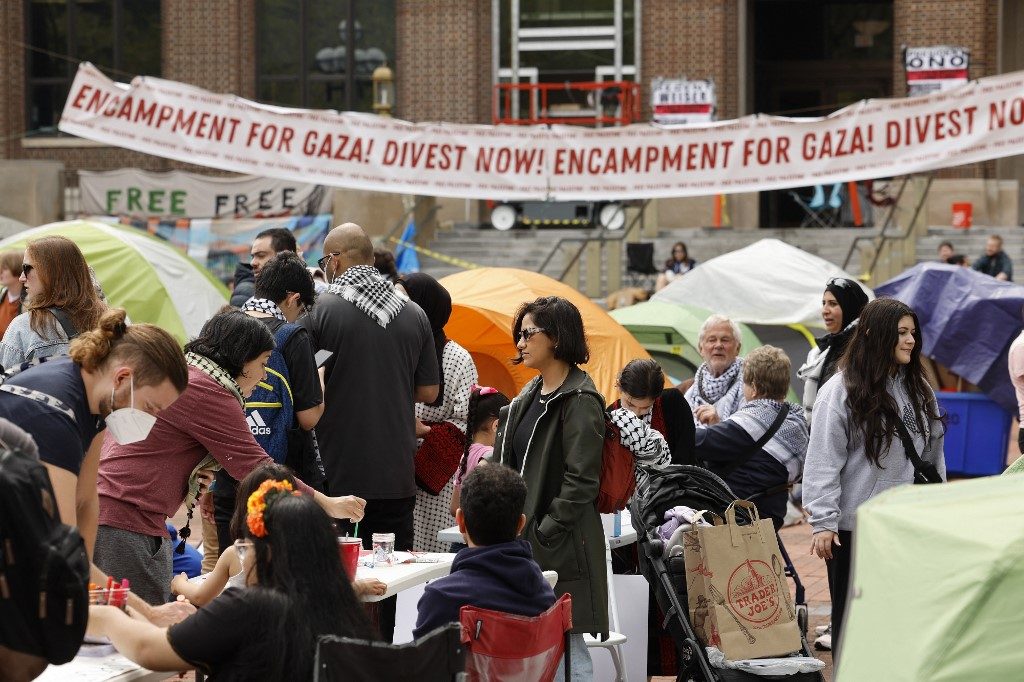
[
  {"left": 317, "top": 252, "right": 340, "bottom": 272},
  {"left": 826, "top": 277, "right": 850, "bottom": 289},
  {"left": 21, "top": 264, "right": 33, "bottom": 276},
  {"left": 515, "top": 327, "right": 546, "bottom": 343}
]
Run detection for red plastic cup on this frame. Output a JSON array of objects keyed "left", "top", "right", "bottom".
[{"left": 338, "top": 537, "right": 362, "bottom": 580}]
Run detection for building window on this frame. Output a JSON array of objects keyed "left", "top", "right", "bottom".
[
  {"left": 256, "top": 0, "right": 395, "bottom": 112},
  {"left": 25, "top": 0, "right": 161, "bottom": 136}
]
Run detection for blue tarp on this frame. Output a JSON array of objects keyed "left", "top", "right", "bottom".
[
  {"left": 875, "top": 262, "right": 1024, "bottom": 415},
  {"left": 395, "top": 220, "right": 420, "bottom": 274}
]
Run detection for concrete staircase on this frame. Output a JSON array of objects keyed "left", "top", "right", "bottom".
[{"left": 916, "top": 226, "right": 1024, "bottom": 267}]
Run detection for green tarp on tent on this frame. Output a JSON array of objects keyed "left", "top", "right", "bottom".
[
  {"left": 0, "top": 220, "right": 228, "bottom": 344},
  {"left": 838, "top": 476, "right": 1024, "bottom": 681}
]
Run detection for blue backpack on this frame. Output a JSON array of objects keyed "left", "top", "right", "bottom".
[{"left": 244, "top": 323, "right": 300, "bottom": 463}]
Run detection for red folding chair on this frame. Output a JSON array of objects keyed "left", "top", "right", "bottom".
[{"left": 459, "top": 593, "right": 573, "bottom": 682}]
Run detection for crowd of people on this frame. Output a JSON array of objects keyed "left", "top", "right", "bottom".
[
  {"left": 937, "top": 234, "right": 1014, "bottom": 280},
  {"left": 0, "top": 220, "right": 957, "bottom": 680}
]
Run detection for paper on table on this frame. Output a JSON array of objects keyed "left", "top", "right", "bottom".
[{"left": 36, "top": 654, "right": 141, "bottom": 682}]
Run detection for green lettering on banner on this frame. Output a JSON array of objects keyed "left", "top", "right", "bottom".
[
  {"left": 147, "top": 189, "right": 165, "bottom": 213},
  {"left": 126, "top": 187, "right": 143, "bottom": 211},
  {"left": 170, "top": 190, "right": 186, "bottom": 215},
  {"left": 105, "top": 189, "right": 122, "bottom": 213}
]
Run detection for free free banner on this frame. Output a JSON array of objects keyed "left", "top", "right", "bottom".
[{"left": 59, "top": 62, "right": 1024, "bottom": 201}]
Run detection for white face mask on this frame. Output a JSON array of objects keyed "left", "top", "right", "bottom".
[{"left": 105, "top": 375, "right": 157, "bottom": 445}]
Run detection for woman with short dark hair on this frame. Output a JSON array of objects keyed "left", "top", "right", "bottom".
[
  {"left": 492, "top": 296, "right": 606, "bottom": 678},
  {"left": 96, "top": 310, "right": 366, "bottom": 605}
]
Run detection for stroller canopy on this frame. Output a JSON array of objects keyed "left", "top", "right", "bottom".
[{"left": 839, "top": 475, "right": 1024, "bottom": 681}]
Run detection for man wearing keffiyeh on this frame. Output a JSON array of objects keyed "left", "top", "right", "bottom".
[
  {"left": 301, "top": 223, "right": 439, "bottom": 643},
  {"left": 684, "top": 314, "right": 746, "bottom": 426}
]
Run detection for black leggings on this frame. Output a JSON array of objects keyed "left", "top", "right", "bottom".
[
  {"left": 1018, "top": 427, "right": 1024, "bottom": 457},
  {"left": 825, "top": 529, "right": 854, "bottom": 660}
]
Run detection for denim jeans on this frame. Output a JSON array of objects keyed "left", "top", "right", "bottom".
[{"left": 555, "top": 633, "right": 593, "bottom": 682}]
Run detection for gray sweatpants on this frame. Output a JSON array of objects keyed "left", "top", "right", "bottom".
[{"left": 93, "top": 525, "right": 173, "bottom": 606}]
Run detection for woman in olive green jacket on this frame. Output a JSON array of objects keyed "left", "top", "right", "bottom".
[{"left": 492, "top": 296, "right": 607, "bottom": 679}]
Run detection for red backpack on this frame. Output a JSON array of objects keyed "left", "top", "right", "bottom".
[{"left": 597, "top": 417, "right": 637, "bottom": 513}]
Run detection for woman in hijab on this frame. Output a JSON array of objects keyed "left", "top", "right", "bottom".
[
  {"left": 398, "top": 273, "right": 479, "bottom": 552},
  {"left": 798, "top": 277, "right": 870, "bottom": 425}
]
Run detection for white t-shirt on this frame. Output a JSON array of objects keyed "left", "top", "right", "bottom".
[{"left": 1008, "top": 331, "right": 1024, "bottom": 421}]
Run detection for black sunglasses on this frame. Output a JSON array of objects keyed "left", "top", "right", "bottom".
[
  {"left": 317, "top": 252, "right": 340, "bottom": 272},
  {"left": 515, "top": 327, "right": 547, "bottom": 343},
  {"left": 21, "top": 264, "right": 33, "bottom": 276}
]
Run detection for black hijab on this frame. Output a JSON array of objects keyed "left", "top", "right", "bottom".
[
  {"left": 825, "top": 277, "right": 868, "bottom": 333},
  {"left": 398, "top": 273, "right": 451, "bottom": 407}
]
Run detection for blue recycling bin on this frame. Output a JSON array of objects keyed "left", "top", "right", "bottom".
[{"left": 937, "top": 392, "right": 1013, "bottom": 476}]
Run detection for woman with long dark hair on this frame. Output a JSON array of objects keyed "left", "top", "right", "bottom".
[
  {"left": 802, "top": 298, "right": 945, "bottom": 656},
  {"left": 88, "top": 483, "right": 376, "bottom": 680},
  {"left": 655, "top": 241, "right": 697, "bottom": 291},
  {"left": 398, "top": 273, "right": 478, "bottom": 553},
  {"left": 492, "top": 296, "right": 606, "bottom": 679}
]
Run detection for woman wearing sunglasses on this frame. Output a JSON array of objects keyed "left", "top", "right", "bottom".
[
  {"left": 0, "top": 236, "right": 105, "bottom": 370},
  {"left": 492, "top": 296, "right": 606, "bottom": 679}
]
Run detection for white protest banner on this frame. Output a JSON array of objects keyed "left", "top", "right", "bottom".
[
  {"left": 651, "top": 78, "right": 716, "bottom": 125},
  {"left": 60, "top": 62, "right": 1024, "bottom": 201},
  {"left": 905, "top": 46, "right": 970, "bottom": 97},
  {"left": 79, "top": 168, "right": 332, "bottom": 218}
]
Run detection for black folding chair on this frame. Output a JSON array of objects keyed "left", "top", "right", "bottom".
[
  {"left": 314, "top": 623, "right": 464, "bottom": 682},
  {"left": 625, "top": 242, "right": 659, "bottom": 288}
]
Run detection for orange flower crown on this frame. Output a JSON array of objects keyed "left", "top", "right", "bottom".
[{"left": 246, "top": 479, "right": 299, "bottom": 538}]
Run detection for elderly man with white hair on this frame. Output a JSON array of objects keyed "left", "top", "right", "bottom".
[{"left": 684, "top": 314, "right": 745, "bottom": 425}]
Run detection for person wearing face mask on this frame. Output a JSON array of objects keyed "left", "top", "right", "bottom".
[
  {"left": 684, "top": 314, "right": 745, "bottom": 426},
  {"left": 0, "top": 307, "right": 194, "bottom": 626},
  {"left": 95, "top": 310, "right": 366, "bottom": 606},
  {"left": 798, "top": 277, "right": 869, "bottom": 425}
]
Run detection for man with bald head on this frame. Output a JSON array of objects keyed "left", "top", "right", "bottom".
[{"left": 302, "top": 223, "right": 438, "bottom": 639}]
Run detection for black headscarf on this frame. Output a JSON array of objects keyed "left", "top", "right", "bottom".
[
  {"left": 825, "top": 277, "right": 869, "bottom": 332},
  {"left": 398, "top": 273, "right": 451, "bottom": 407}
]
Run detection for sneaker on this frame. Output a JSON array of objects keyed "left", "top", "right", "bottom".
[
  {"left": 814, "top": 623, "right": 830, "bottom": 636},
  {"left": 814, "top": 625, "right": 832, "bottom": 651}
]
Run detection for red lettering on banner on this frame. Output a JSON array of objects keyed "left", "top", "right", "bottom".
[
  {"left": 886, "top": 106, "right": 978, "bottom": 148},
  {"left": 70, "top": 84, "right": 92, "bottom": 110},
  {"left": 742, "top": 137, "right": 790, "bottom": 166},
  {"left": 801, "top": 127, "right": 866, "bottom": 161},
  {"left": 989, "top": 97, "right": 1024, "bottom": 130},
  {"left": 382, "top": 141, "right": 468, "bottom": 170}
]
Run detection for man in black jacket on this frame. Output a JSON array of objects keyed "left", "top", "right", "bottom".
[
  {"left": 229, "top": 228, "right": 298, "bottom": 306},
  {"left": 973, "top": 234, "right": 1013, "bottom": 281}
]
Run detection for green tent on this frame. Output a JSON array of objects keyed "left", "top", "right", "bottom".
[
  {"left": 0, "top": 220, "right": 228, "bottom": 344},
  {"left": 838, "top": 476, "right": 1024, "bottom": 681},
  {"left": 609, "top": 300, "right": 761, "bottom": 380}
]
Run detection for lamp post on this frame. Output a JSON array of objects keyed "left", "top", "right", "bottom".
[{"left": 372, "top": 63, "right": 395, "bottom": 117}]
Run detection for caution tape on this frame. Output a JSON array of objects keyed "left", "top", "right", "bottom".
[{"left": 387, "top": 237, "right": 481, "bottom": 270}]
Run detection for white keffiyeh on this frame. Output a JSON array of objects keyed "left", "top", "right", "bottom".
[
  {"left": 728, "top": 398, "right": 809, "bottom": 482},
  {"left": 240, "top": 297, "right": 286, "bottom": 321},
  {"left": 327, "top": 264, "right": 406, "bottom": 328},
  {"left": 685, "top": 357, "right": 745, "bottom": 422},
  {"left": 608, "top": 406, "right": 672, "bottom": 489}
]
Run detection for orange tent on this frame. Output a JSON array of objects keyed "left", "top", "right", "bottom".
[{"left": 440, "top": 267, "right": 654, "bottom": 402}]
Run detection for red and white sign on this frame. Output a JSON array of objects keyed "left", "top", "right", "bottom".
[
  {"left": 60, "top": 62, "right": 1024, "bottom": 201},
  {"left": 905, "top": 46, "right": 970, "bottom": 97},
  {"left": 651, "top": 78, "right": 716, "bottom": 125}
]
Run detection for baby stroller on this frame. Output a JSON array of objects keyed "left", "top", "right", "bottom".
[{"left": 630, "top": 465, "right": 824, "bottom": 682}]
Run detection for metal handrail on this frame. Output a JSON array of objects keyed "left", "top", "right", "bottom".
[
  {"left": 536, "top": 200, "right": 650, "bottom": 286},
  {"left": 841, "top": 173, "right": 933, "bottom": 278},
  {"left": 494, "top": 80, "right": 641, "bottom": 126}
]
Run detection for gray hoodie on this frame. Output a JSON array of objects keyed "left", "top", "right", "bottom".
[{"left": 802, "top": 370, "right": 945, "bottom": 534}]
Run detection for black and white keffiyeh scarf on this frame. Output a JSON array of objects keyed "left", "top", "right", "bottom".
[
  {"left": 729, "top": 398, "right": 808, "bottom": 482},
  {"left": 685, "top": 357, "right": 745, "bottom": 420},
  {"left": 608, "top": 406, "right": 673, "bottom": 490},
  {"left": 327, "top": 264, "right": 406, "bottom": 328},
  {"left": 240, "top": 297, "right": 287, "bottom": 321}
]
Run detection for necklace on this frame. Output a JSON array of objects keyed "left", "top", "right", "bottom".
[{"left": 538, "top": 390, "right": 556, "bottom": 404}]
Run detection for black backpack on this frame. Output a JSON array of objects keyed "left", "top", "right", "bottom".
[{"left": 0, "top": 428, "right": 90, "bottom": 664}]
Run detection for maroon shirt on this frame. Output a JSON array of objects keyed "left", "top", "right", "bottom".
[{"left": 98, "top": 367, "right": 314, "bottom": 537}]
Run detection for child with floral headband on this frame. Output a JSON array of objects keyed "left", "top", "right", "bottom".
[
  {"left": 449, "top": 385, "right": 511, "bottom": 518},
  {"left": 172, "top": 464, "right": 385, "bottom": 605},
  {"left": 89, "top": 476, "right": 377, "bottom": 681}
]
